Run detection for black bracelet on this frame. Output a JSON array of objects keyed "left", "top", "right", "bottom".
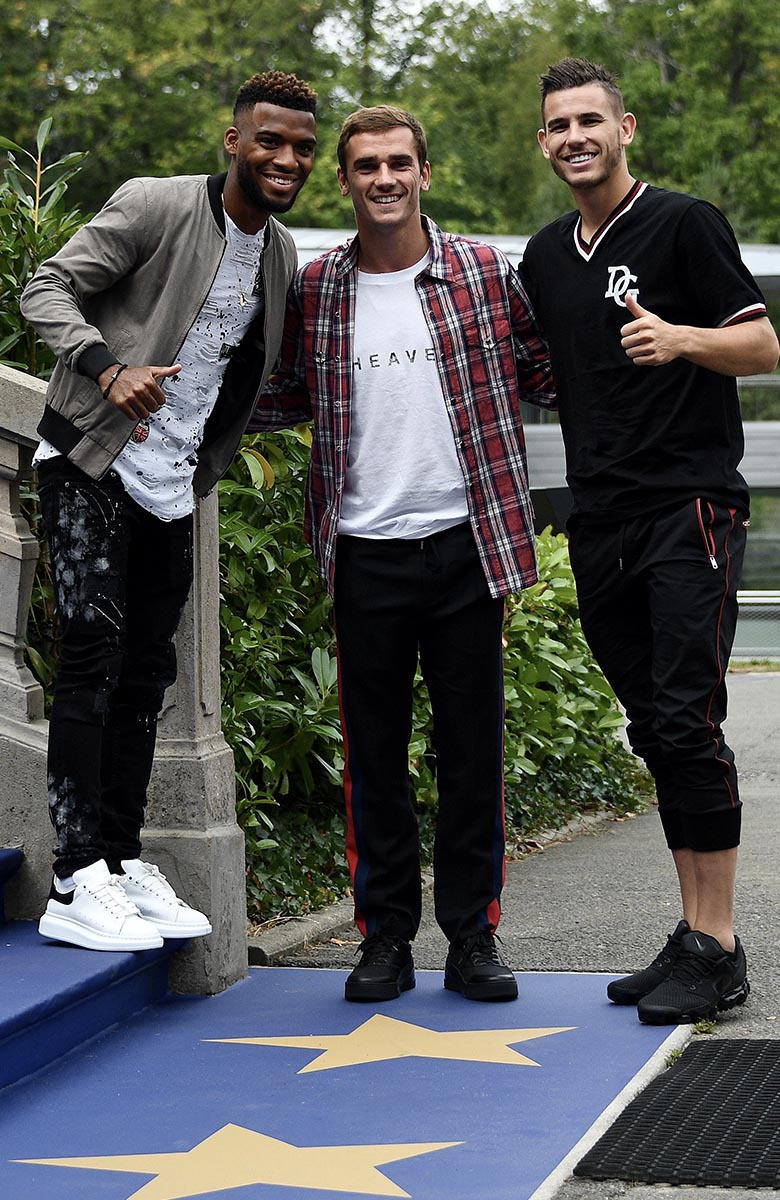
[{"left": 101, "top": 363, "right": 128, "bottom": 400}]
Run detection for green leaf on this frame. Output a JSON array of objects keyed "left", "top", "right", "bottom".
[
  {"left": 311, "top": 646, "right": 336, "bottom": 692},
  {"left": 240, "top": 446, "right": 275, "bottom": 489},
  {"left": 0, "top": 137, "right": 31, "bottom": 159},
  {"left": 35, "top": 118, "right": 53, "bottom": 158}
]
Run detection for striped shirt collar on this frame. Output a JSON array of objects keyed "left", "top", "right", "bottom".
[{"left": 575, "top": 180, "right": 648, "bottom": 261}]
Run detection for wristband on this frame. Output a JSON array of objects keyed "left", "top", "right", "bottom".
[{"left": 101, "top": 363, "right": 128, "bottom": 400}]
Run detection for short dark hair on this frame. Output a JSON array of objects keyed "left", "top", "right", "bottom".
[
  {"left": 540, "top": 58, "right": 623, "bottom": 121},
  {"left": 337, "top": 106, "right": 428, "bottom": 171},
  {"left": 233, "top": 70, "right": 317, "bottom": 119}
]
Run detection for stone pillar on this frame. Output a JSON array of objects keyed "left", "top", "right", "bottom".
[{"left": 144, "top": 490, "right": 247, "bottom": 995}]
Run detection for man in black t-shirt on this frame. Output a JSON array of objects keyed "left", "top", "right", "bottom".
[{"left": 521, "top": 57, "right": 779, "bottom": 1025}]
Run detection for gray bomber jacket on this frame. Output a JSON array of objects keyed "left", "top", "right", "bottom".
[{"left": 20, "top": 172, "right": 297, "bottom": 497}]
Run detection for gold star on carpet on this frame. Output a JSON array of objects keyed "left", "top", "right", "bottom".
[
  {"left": 209, "top": 1013, "right": 574, "bottom": 1073},
  {"left": 17, "top": 1123, "right": 461, "bottom": 1200}
]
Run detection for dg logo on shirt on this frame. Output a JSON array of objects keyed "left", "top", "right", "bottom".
[{"left": 605, "top": 265, "right": 639, "bottom": 308}]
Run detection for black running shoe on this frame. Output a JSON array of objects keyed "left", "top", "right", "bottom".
[
  {"left": 345, "top": 932, "right": 415, "bottom": 1002},
  {"left": 607, "top": 919, "right": 690, "bottom": 1005},
  {"left": 637, "top": 930, "right": 749, "bottom": 1025},
  {"left": 444, "top": 931, "right": 518, "bottom": 1001}
]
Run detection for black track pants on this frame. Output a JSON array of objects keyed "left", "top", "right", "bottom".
[
  {"left": 333, "top": 522, "right": 507, "bottom": 943},
  {"left": 568, "top": 499, "right": 746, "bottom": 852}
]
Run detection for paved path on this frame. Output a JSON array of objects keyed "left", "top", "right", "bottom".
[{"left": 266, "top": 671, "right": 780, "bottom": 1200}]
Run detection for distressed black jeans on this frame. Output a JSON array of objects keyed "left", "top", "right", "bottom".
[{"left": 37, "top": 457, "right": 193, "bottom": 877}]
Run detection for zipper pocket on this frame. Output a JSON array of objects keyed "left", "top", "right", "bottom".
[{"left": 695, "top": 498, "right": 719, "bottom": 569}]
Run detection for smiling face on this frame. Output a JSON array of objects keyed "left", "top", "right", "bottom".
[
  {"left": 224, "top": 101, "right": 316, "bottom": 222},
  {"left": 538, "top": 82, "right": 635, "bottom": 195},
  {"left": 337, "top": 126, "right": 431, "bottom": 238}
]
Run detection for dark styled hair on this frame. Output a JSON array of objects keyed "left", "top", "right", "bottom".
[
  {"left": 233, "top": 70, "right": 317, "bottom": 118},
  {"left": 337, "top": 106, "right": 428, "bottom": 171},
  {"left": 540, "top": 58, "right": 623, "bottom": 120}
]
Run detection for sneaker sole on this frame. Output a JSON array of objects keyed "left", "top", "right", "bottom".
[
  {"left": 444, "top": 970, "right": 519, "bottom": 1002},
  {"left": 344, "top": 968, "right": 416, "bottom": 1003},
  {"left": 638, "top": 977, "right": 751, "bottom": 1025},
  {"left": 39, "top": 913, "right": 163, "bottom": 952},
  {"left": 140, "top": 919, "right": 212, "bottom": 938}
]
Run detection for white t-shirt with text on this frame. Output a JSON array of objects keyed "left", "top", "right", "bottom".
[{"left": 338, "top": 253, "right": 469, "bottom": 539}]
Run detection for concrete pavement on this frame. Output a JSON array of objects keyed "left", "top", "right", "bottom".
[{"left": 252, "top": 670, "right": 780, "bottom": 1199}]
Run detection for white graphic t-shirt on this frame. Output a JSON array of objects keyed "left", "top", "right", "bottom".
[
  {"left": 338, "top": 253, "right": 469, "bottom": 538},
  {"left": 35, "top": 212, "right": 264, "bottom": 521}
]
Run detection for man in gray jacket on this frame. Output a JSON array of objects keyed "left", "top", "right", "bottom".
[{"left": 20, "top": 69, "right": 317, "bottom": 951}]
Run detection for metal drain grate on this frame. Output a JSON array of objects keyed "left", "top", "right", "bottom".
[{"left": 575, "top": 1039, "right": 780, "bottom": 1187}]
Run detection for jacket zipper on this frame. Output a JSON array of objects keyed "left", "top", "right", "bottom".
[{"left": 695, "top": 498, "right": 719, "bottom": 569}]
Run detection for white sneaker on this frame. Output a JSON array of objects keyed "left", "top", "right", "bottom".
[
  {"left": 119, "top": 859, "right": 212, "bottom": 938},
  {"left": 39, "top": 859, "right": 164, "bottom": 951}
]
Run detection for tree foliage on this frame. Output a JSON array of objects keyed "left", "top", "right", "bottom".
[
  {"left": 2, "top": 1, "right": 779, "bottom": 239},
  {"left": 0, "top": 118, "right": 87, "bottom": 374},
  {"left": 537, "top": 0, "right": 780, "bottom": 240}
]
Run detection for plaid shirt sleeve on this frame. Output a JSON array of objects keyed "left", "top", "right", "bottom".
[{"left": 507, "top": 265, "right": 557, "bottom": 410}]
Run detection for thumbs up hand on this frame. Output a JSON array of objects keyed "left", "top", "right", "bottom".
[{"left": 620, "top": 292, "right": 682, "bottom": 366}]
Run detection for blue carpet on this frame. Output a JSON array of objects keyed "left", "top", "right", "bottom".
[
  {"left": 0, "top": 922, "right": 173, "bottom": 1088},
  {"left": 0, "top": 967, "right": 682, "bottom": 1200}
]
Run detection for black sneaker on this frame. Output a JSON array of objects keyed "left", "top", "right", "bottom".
[
  {"left": 607, "top": 920, "right": 690, "bottom": 1005},
  {"left": 344, "top": 932, "right": 415, "bottom": 1002},
  {"left": 637, "top": 930, "right": 749, "bottom": 1025},
  {"left": 444, "top": 931, "right": 518, "bottom": 1002}
]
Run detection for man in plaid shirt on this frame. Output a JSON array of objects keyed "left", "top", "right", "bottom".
[{"left": 250, "top": 105, "right": 554, "bottom": 1003}]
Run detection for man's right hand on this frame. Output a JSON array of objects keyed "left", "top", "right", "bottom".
[{"left": 97, "top": 363, "right": 182, "bottom": 420}]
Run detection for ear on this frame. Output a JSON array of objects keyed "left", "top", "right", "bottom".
[
  {"left": 224, "top": 126, "right": 239, "bottom": 158},
  {"left": 537, "top": 128, "right": 551, "bottom": 160},
  {"left": 420, "top": 161, "right": 431, "bottom": 192},
  {"left": 621, "top": 111, "right": 637, "bottom": 147},
  {"left": 336, "top": 166, "right": 350, "bottom": 197}
]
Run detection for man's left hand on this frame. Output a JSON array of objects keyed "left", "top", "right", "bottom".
[{"left": 620, "top": 293, "right": 682, "bottom": 366}]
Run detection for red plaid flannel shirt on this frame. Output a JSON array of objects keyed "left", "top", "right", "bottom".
[{"left": 251, "top": 217, "right": 555, "bottom": 598}]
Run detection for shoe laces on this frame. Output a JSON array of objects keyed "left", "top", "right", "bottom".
[
  {"left": 456, "top": 930, "right": 503, "bottom": 965},
  {"left": 132, "top": 862, "right": 177, "bottom": 898},
  {"left": 651, "top": 933, "right": 684, "bottom": 970},
  {"left": 671, "top": 945, "right": 725, "bottom": 988},
  {"left": 357, "top": 932, "right": 407, "bottom": 964},
  {"left": 87, "top": 874, "right": 140, "bottom": 917}
]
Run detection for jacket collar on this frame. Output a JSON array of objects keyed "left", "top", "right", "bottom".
[
  {"left": 207, "top": 172, "right": 273, "bottom": 247},
  {"left": 207, "top": 173, "right": 228, "bottom": 233}
]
